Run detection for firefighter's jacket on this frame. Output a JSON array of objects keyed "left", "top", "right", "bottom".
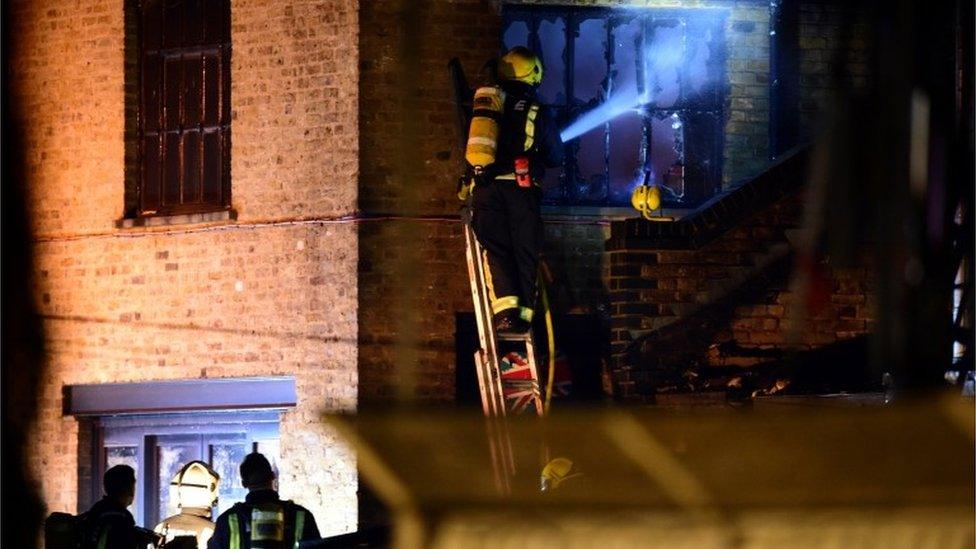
[
  {"left": 207, "top": 489, "right": 319, "bottom": 549},
  {"left": 80, "top": 497, "right": 138, "bottom": 549},
  {"left": 491, "top": 80, "right": 564, "bottom": 182},
  {"left": 155, "top": 507, "right": 216, "bottom": 548}
]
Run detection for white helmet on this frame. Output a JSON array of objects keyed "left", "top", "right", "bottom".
[{"left": 170, "top": 461, "right": 220, "bottom": 510}]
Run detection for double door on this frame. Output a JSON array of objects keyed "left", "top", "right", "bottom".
[{"left": 97, "top": 412, "right": 280, "bottom": 528}]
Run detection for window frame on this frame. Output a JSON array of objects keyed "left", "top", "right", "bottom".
[
  {"left": 133, "top": 0, "right": 233, "bottom": 218},
  {"left": 92, "top": 410, "right": 281, "bottom": 528},
  {"left": 501, "top": 6, "right": 729, "bottom": 210}
]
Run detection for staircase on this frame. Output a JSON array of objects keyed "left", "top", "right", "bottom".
[{"left": 604, "top": 147, "right": 819, "bottom": 400}]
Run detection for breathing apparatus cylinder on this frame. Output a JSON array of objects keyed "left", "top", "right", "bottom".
[{"left": 465, "top": 85, "right": 506, "bottom": 171}]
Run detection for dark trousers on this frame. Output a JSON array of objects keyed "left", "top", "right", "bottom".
[{"left": 471, "top": 179, "right": 543, "bottom": 318}]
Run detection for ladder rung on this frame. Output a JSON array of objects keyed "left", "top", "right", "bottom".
[
  {"left": 496, "top": 331, "right": 533, "bottom": 342},
  {"left": 464, "top": 218, "right": 543, "bottom": 419}
]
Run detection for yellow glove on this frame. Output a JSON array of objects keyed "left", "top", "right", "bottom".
[{"left": 457, "top": 178, "right": 475, "bottom": 202}]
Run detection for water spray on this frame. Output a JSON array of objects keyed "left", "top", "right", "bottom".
[
  {"left": 559, "top": 25, "right": 687, "bottom": 143},
  {"left": 559, "top": 86, "right": 644, "bottom": 143},
  {"left": 555, "top": 20, "right": 698, "bottom": 217}
]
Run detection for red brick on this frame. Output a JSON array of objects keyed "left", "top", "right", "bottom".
[{"left": 17, "top": 0, "right": 360, "bottom": 534}]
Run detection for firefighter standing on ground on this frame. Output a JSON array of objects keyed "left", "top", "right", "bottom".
[
  {"left": 207, "top": 453, "right": 320, "bottom": 549},
  {"left": 80, "top": 465, "right": 142, "bottom": 549},
  {"left": 464, "top": 46, "right": 564, "bottom": 335},
  {"left": 154, "top": 461, "right": 221, "bottom": 548}
]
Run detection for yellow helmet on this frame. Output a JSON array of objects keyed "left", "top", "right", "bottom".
[
  {"left": 540, "top": 457, "right": 582, "bottom": 492},
  {"left": 499, "top": 47, "right": 544, "bottom": 86},
  {"left": 169, "top": 461, "right": 220, "bottom": 511}
]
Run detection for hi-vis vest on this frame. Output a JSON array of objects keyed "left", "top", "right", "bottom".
[
  {"left": 227, "top": 502, "right": 308, "bottom": 549},
  {"left": 496, "top": 97, "right": 540, "bottom": 174}
]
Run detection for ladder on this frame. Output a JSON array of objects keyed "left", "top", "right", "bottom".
[
  {"left": 462, "top": 207, "right": 545, "bottom": 418},
  {"left": 450, "top": 58, "right": 546, "bottom": 495},
  {"left": 449, "top": 57, "right": 545, "bottom": 417}
]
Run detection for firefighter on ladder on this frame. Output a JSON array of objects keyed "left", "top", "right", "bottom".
[{"left": 462, "top": 46, "right": 564, "bottom": 335}]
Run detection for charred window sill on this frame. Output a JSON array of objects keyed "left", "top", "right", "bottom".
[
  {"left": 542, "top": 206, "right": 633, "bottom": 220},
  {"left": 116, "top": 209, "right": 237, "bottom": 229},
  {"left": 542, "top": 206, "right": 692, "bottom": 221}
]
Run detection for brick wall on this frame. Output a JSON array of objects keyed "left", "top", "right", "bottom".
[
  {"left": 10, "top": 0, "right": 360, "bottom": 536},
  {"left": 358, "top": 0, "right": 500, "bottom": 403},
  {"left": 720, "top": 1, "right": 772, "bottom": 183},
  {"left": 606, "top": 159, "right": 876, "bottom": 400},
  {"left": 796, "top": 1, "right": 871, "bottom": 140}
]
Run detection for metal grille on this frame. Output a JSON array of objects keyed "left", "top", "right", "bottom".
[
  {"left": 138, "top": 0, "right": 231, "bottom": 216},
  {"left": 502, "top": 7, "right": 728, "bottom": 208}
]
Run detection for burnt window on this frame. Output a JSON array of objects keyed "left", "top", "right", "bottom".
[
  {"left": 503, "top": 7, "right": 728, "bottom": 208},
  {"left": 135, "top": 0, "right": 231, "bottom": 217}
]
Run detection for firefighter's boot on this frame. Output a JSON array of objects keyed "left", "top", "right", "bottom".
[{"left": 494, "top": 309, "right": 529, "bottom": 336}]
